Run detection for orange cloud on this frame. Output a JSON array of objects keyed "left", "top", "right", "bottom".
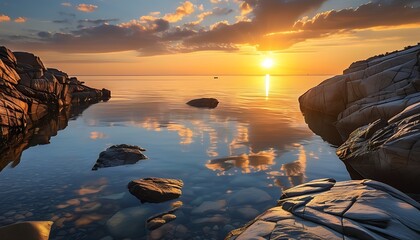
[
  {"left": 163, "top": 1, "right": 194, "bottom": 23},
  {"left": 0, "top": 14, "right": 11, "bottom": 22},
  {"left": 77, "top": 4, "right": 98, "bottom": 13},
  {"left": 14, "top": 17, "right": 26, "bottom": 23},
  {"left": 61, "top": 2, "right": 72, "bottom": 7}
]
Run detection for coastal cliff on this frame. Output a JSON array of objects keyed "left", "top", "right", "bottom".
[
  {"left": 299, "top": 44, "right": 420, "bottom": 192},
  {"left": 0, "top": 46, "right": 110, "bottom": 169}
]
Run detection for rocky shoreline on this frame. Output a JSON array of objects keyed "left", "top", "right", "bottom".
[
  {"left": 299, "top": 44, "right": 420, "bottom": 193},
  {"left": 0, "top": 46, "right": 110, "bottom": 170}
]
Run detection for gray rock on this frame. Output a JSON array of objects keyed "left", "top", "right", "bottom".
[
  {"left": 191, "top": 200, "right": 227, "bottom": 214},
  {"left": 92, "top": 144, "right": 147, "bottom": 170},
  {"left": 226, "top": 178, "right": 420, "bottom": 240},
  {"left": 106, "top": 207, "right": 152, "bottom": 238},
  {"left": 186, "top": 98, "right": 219, "bottom": 108},
  {"left": 128, "top": 177, "right": 183, "bottom": 203},
  {"left": 299, "top": 44, "right": 420, "bottom": 191}
]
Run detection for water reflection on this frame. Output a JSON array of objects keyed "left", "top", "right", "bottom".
[
  {"left": 265, "top": 74, "right": 270, "bottom": 99},
  {"left": 206, "top": 149, "right": 276, "bottom": 174}
]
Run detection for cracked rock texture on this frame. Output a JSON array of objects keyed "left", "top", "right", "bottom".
[{"left": 226, "top": 178, "right": 420, "bottom": 240}]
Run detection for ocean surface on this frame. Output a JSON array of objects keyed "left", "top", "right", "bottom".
[{"left": 0, "top": 75, "right": 351, "bottom": 239}]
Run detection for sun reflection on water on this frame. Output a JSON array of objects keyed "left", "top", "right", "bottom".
[{"left": 265, "top": 74, "right": 270, "bottom": 99}]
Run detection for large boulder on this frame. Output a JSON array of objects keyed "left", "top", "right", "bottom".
[
  {"left": 299, "top": 44, "right": 420, "bottom": 192},
  {"left": 186, "top": 98, "right": 219, "bottom": 108},
  {"left": 92, "top": 144, "right": 147, "bottom": 170},
  {"left": 226, "top": 178, "right": 420, "bottom": 240},
  {"left": 128, "top": 177, "right": 183, "bottom": 203}
]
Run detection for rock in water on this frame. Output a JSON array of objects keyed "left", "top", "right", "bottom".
[
  {"left": 92, "top": 144, "right": 147, "bottom": 170},
  {"left": 106, "top": 207, "right": 152, "bottom": 238},
  {"left": 128, "top": 177, "right": 183, "bottom": 203},
  {"left": 226, "top": 178, "right": 420, "bottom": 240},
  {"left": 299, "top": 44, "right": 420, "bottom": 192},
  {"left": 0, "top": 221, "right": 53, "bottom": 240},
  {"left": 186, "top": 98, "right": 219, "bottom": 108}
]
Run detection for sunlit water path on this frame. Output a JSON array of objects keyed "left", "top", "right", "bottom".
[{"left": 0, "top": 75, "right": 350, "bottom": 239}]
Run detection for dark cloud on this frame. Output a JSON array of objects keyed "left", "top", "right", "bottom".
[{"left": 3, "top": 0, "right": 420, "bottom": 55}]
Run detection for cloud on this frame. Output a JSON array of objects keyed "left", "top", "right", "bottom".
[
  {"left": 61, "top": 2, "right": 72, "bottom": 7},
  {"left": 76, "top": 4, "right": 98, "bottom": 13},
  {"left": 14, "top": 17, "right": 26, "bottom": 23},
  {"left": 163, "top": 1, "right": 194, "bottom": 22},
  {"left": 4, "top": 0, "right": 420, "bottom": 56},
  {"left": 0, "top": 14, "right": 11, "bottom": 22}
]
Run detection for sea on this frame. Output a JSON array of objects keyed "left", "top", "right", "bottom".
[{"left": 0, "top": 75, "right": 351, "bottom": 239}]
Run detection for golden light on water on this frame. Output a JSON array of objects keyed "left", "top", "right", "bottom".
[
  {"left": 265, "top": 74, "right": 270, "bottom": 98},
  {"left": 261, "top": 58, "right": 274, "bottom": 69}
]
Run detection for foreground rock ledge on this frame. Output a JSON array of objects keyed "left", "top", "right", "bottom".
[
  {"left": 0, "top": 46, "right": 111, "bottom": 141},
  {"left": 0, "top": 221, "right": 53, "bottom": 240},
  {"left": 186, "top": 98, "right": 219, "bottom": 108},
  {"left": 299, "top": 44, "right": 420, "bottom": 192},
  {"left": 92, "top": 144, "right": 147, "bottom": 170},
  {"left": 226, "top": 178, "right": 420, "bottom": 240},
  {"left": 128, "top": 177, "right": 183, "bottom": 203}
]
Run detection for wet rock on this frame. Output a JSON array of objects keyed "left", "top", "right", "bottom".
[
  {"left": 128, "top": 177, "right": 183, "bottom": 203},
  {"left": 92, "top": 144, "right": 147, "bottom": 170},
  {"left": 226, "top": 178, "right": 420, "bottom": 240},
  {"left": 299, "top": 44, "right": 420, "bottom": 191},
  {"left": 162, "top": 214, "right": 176, "bottom": 222},
  {"left": 186, "top": 98, "right": 219, "bottom": 108},
  {"left": 193, "top": 214, "right": 228, "bottom": 225},
  {"left": 147, "top": 218, "right": 166, "bottom": 231},
  {"left": 0, "top": 221, "right": 53, "bottom": 240},
  {"left": 228, "top": 187, "right": 272, "bottom": 205},
  {"left": 106, "top": 207, "right": 152, "bottom": 238}
]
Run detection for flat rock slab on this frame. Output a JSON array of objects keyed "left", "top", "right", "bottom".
[
  {"left": 128, "top": 177, "right": 183, "bottom": 203},
  {"left": 186, "top": 98, "right": 219, "bottom": 108},
  {"left": 226, "top": 178, "right": 420, "bottom": 240},
  {"left": 92, "top": 144, "right": 147, "bottom": 170},
  {"left": 0, "top": 221, "right": 53, "bottom": 240}
]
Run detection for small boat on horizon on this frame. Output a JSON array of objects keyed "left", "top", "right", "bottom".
[{"left": 214, "top": 76, "right": 219, "bottom": 79}]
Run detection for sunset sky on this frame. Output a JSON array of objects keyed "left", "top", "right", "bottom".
[{"left": 1, "top": 0, "right": 420, "bottom": 75}]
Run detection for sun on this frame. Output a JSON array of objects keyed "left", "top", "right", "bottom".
[{"left": 261, "top": 58, "right": 274, "bottom": 69}]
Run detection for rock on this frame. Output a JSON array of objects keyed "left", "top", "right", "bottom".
[
  {"left": 92, "top": 144, "right": 147, "bottom": 170},
  {"left": 299, "top": 44, "right": 420, "bottom": 191},
  {"left": 147, "top": 218, "right": 166, "bottom": 231},
  {"left": 186, "top": 98, "right": 219, "bottom": 108},
  {"left": 106, "top": 207, "right": 152, "bottom": 238},
  {"left": 128, "top": 177, "right": 183, "bottom": 203},
  {"left": 162, "top": 214, "right": 176, "bottom": 222},
  {"left": 228, "top": 187, "right": 272, "bottom": 205},
  {"left": 0, "top": 46, "right": 111, "bottom": 170},
  {"left": 226, "top": 178, "right": 420, "bottom": 240},
  {"left": 192, "top": 214, "right": 229, "bottom": 225},
  {"left": 0, "top": 221, "right": 53, "bottom": 240},
  {"left": 192, "top": 200, "right": 227, "bottom": 214},
  {"left": 234, "top": 206, "right": 260, "bottom": 219}
]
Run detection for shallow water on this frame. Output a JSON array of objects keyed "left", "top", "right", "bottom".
[{"left": 0, "top": 75, "right": 350, "bottom": 239}]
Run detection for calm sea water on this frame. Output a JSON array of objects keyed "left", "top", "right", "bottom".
[{"left": 0, "top": 75, "right": 350, "bottom": 239}]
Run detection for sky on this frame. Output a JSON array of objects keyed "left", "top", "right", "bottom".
[{"left": 1, "top": 0, "right": 420, "bottom": 75}]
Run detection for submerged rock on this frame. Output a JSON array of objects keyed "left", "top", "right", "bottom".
[
  {"left": 186, "top": 98, "right": 219, "bottom": 108},
  {"left": 0, "top": 221, "right": 53, "bottom": 240},
  {"left": 128, "top": 177, "right": 183, "bottom": 203},
  {"left": 92, "top": 144, "right": 147, "bottom": 170},
  {"left": 106, "top": 207, "right": 152, "bottom": 238},
  {"left": 299, "top": 44, "right": 420, "bottom": 191},
  {"left": 226, "top": 178, "right": 420, "bottom": 240}
]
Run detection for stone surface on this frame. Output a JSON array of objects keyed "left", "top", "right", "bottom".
[
  {"left": 186, "top": 98, "right": 219, "bottom": 108},
  {"left": 128, "top": 177, "right": 183, "bottom": 203},
  {"left": 92, "top": 144, "right": 147, "bottom": 170},
  {"left": 0, "top": 46, "right": 111, "bottom": 168},
  {"left": 299, "top": 44, "right": 420, "bottom": 192},
  {"left": 226, "top": 178, "right": 420, "bottom": 240},
  {"left": 228, "top": 187, "right": 272, "bottom": 205},
  {"left": 0, "top": 221, "right": 53, "bottom": 240}
]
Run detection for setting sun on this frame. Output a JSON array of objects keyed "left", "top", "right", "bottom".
[{"left": 261, "top": 58, "right": 274, "bottom": 69}]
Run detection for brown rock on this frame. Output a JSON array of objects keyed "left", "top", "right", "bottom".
[
  {"left": 128, "top": 177, "right": 183, "bottom": 203},
  {"left": 186, "top": 98, "right": 219, "bottom": 108}
]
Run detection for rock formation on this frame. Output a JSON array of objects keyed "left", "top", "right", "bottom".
[
  {"left": 226, "top": 178, "right": 420, "bottom": 240},
  {"left": 0, "top": 46, "right": 110, "bottom": 142},
  {"left": 0, "top": 221, "right": 53, "bottom": 240},
  {"left": 186, "top": 98, "right": 219, "bottom": 108},
  {"left": 92, "top": 144, "right": 147, "bottom": 170},
  {"left": 299, "top": 44, "right": 420, "bottom": 192},
  {"left": 127, "top": 177, "right": 184, "bottom": 203},
  {"left": 0, "top": 46, "right": 110, "bottom": 170}
]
